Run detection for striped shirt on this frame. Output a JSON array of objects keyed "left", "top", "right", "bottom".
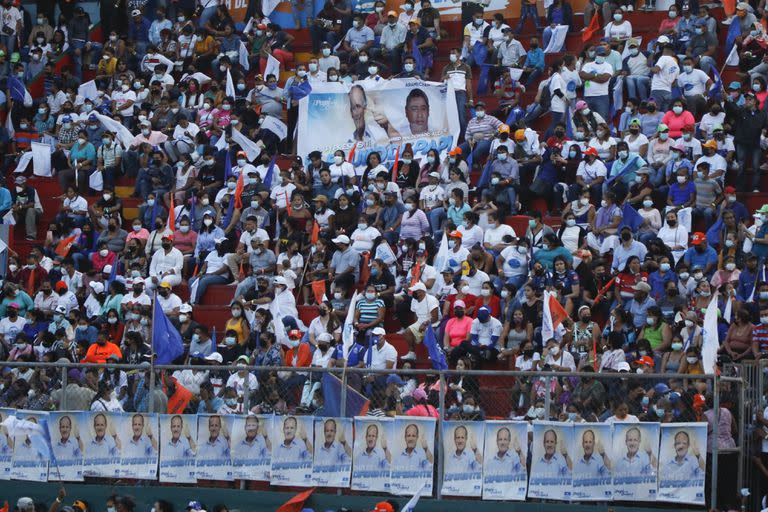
[
  {"left": 753, "top": 324, "right": 768, "bottom": 352},
  {"left": 693, "top": 178, "right": 721, "bottom": 209},
  {"left": 465, "top": 114, "right": 503, "bottom": 142},
  {"left": 356, "top": 298, "right": 384, "bottom": 325}
]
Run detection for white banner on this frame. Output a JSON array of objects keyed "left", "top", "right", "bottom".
[
  {"left": 441, "top": 421, "right": 484, "bottom": 497},
  {"left": 0, "top": 410, "right": 13, "bottom": 480},
  {"left": 158, "top": 414, "right": 197, "bottom": 483},
  {"left": 352, "top": 417, "right": 393, "bottom": 492},
  {"left": 297, "top": 79, "right": 460, "bottom": 167},
  {"left": 612, "top": 422, "right": 659, "bottom": 501},
  {"left": 231, "top": 415, "right": 272, "bottom": 481},
  {"left": 31, "top": 141, "right": 52, "bottom": 177},
  {"left": 48, "top": 412, "right": 84, "bottom": 481},
  {"left": 10, "top": 411, "right": 49, "bottom": 482},
  {"left": 481, "top": 421, "right": 528, "bottom": 500},
  {"left": 81, "top": 412, "right": 121, "bottom": 478},
  {"left": 312, "top": 417, "right": 353, "bottom": 487},
  {"left": 657, "top": 423, "right": 707, "bottom": 505},
  {"left": 544, "top": 25, "right": 569, "bottom": 54},
  {"left": 571, "top": 423, "right": 613, "bottom": 501},
  {"left": 119, "top": 413, "right": 159, "bottom": 479},
  {"left": 77, "top": 80, "right": 99, "bottom": 101},
  {"left": 195, "top": 414, "right": 234, "bottom": 481},
  {"left": 528, "top": 421, "right": 573, "bottom": 500},
  {"left": 270, "top": 415, "right": 314, "bottom": 487},
  {"left": 390, "top": 417, "right": 436, "bottom": 496},
  {"left": 264, "top": 53, "right": 281, "bottom": 81}
]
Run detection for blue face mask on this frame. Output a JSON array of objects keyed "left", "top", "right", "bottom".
[{"left": 370, "top": 267, "right": 379, "bottom": 277}]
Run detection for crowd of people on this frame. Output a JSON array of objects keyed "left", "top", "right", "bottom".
[{"left": 0, "top": 0, "right": 768, "bottom": 508}]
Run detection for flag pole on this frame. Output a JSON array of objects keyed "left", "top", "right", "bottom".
[{"left": 148, "top": 291, "right": 158, "bottom": 414}]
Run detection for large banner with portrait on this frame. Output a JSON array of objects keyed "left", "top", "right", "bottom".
[
  {"left": 441, "top": 421, "right": 484, "bottom": 497},
  {"left": 528, "top": 421, "right": 573, "bottom": 501},
  {"left": 612, "top": 422, "right": 660, "bottom": 502},
  {"left": 195, "top": 414, "right": 234, "bottom": 481},
  {"left": 297, "top": 79, "right": 460, "bottom": 168},
  {"left": 11, "top": 411, "right": 49, "bottom": 482},
  {"left": 481, "top": 421, "right": 528, "bottom": 501},
  {"left": 231, "top": 415, "right": 272, "bottom": 482},
  {"left": 657, "top": 423, "right": 707, "bottom": 505},
  {"left": 0, "top": 409, "right": 13, "bottom": 480},
  {"left": 571, "top": 423, "right": 613, "bottom": 501},
  {"left": 48, "top": 412, "right": 84, "bottom": 482},
  {"left": 389, "top": 417, "right": 436, "bottom": 496},
  {"left": 81, "top": 412, "right": 121, "bottom": 478},
  {"left": 352, "top": 417, "right": 393, "bottom": 493},
  {"left": 159, "top": 414, "right": 197, "bottom": 484},
  {"left": 270, "top": 415, "right": 314, "bottom": 487},
  {"left": 312, "top": 417, "right": 353, "bottom": 487},
  {"left": 118, "top": 413, "right": 159, "bottom": 479}
]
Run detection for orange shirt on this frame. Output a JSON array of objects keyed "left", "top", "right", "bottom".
[
  {"left": 81, "top": 342, "right": 123, "bottom": 364},
  {"left": 285, "top": 343, "right": 312, "bottom": 368}
]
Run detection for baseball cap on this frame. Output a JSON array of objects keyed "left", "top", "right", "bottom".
[
  {"left": 617, "top": 361, "right": 631, "bottom": 372},
  {"left": 449, "top": 147, "right": 462, "bottom": 156},
  {"left": 371, "top": 326, "right": 386, "bottom": 336},
  {"left": 448, "top": 230, "right": 463, "bottom": 238},
  {"left": 288, "top": 329, "right": 303, "bottom": 339},
  {"left": 575, "top": 99, "right": 588, "bottom": 111},
  {"left": 205, "top": 352, "right": 223, "bottom": 363},
  {"left": 372, "top": 502, "right": 394, "bottom": 512},
  {"left": 595, "top": 46, "right": 608, "bottom": 56},
  {"left": 428, "top": 171, "right": 440, "bottom": 179},
  {"left": 583, "top": 147, "right": 598, "bottom": 157},
  {"left": 179, "top": 303, "right": 193, "bottom": 313},
  {"left": 657, "top": 35, "right": 671, "bottom": 44},
  {"left": 332, "top": 235, "right": 350, "bottom": 245},
  {"left": 690, "top": 232, "right": 706, "bottom": 245},
  {"left": 159, "top": 281, "right": 172, "bottom": 289},
  {"left": 454, "top": 299, "right": 466, "bottom": 309},
  {"left": 514, "top": 129, "right": 526, "bottom": 141},
  {"left": 409, "top": 282, "right": 427, "bottom": 293},
  {"left": 498, "top": 124, "right": 510, "bottom": 134},
  {"left": 55, "top": 280, "right": 68, "bottom": 291},
  {"left": 654, "top": 383, "right": 671, "bottom": 395},
  {"left": 635, "top": 355, "right": 654, "bottom": 366},
  {"left": 671, "top": 142, "right": 687, "bottom": 152},
  {"left": 386, "top": 374, "right": 405, "bottom": 386},
  {"left": 724, "top": 185, "right": 736, "bottom": 194},
  {"left": 187, "top": 502, "right": 203, "bottom": 511},
  {"left": 387, "top": 10, "right": 397, "bottom": 16},
  {"left": 131, "top": 9, "right": 142, "bottom": 16},
  {"left": 89, "top": 281, "right": 104, "bottom": 294},
  {"left": 702, "top": 139, "right": 717, "bottom": 149},
  {"left": 54, "top": 305, "right": 67, "bottom": 314},
  {"left": 633, "top": 281, "right": 651, "bottom": 292}
]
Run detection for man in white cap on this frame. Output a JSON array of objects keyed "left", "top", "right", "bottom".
[
  {"left": 130, "top": 119, "right": 168, "bottom": 148},
  {"left": 626, "top": 281, "right": 655, "bottom": 329},
  {"left": 16, "top": 497, "right": 34, "bottom": 512},
  {"left": 121, "top": 277, "right": 151, "bottom": 309},
  {"left": 402, "top": 282, "right": 440, "bottom": 361},
  {"left": 359, "top": 326, "right": 398, "bottom": 394},
  {"left": 329, "top": 235, "right": 360, "bottom": 292},
  {"left": 83, "top": 281, "right": 106, "bottom": 319}
]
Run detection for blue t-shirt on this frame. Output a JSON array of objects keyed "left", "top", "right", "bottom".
[{"left": 668, "top": 180, "right": 695, "bottom": 206}]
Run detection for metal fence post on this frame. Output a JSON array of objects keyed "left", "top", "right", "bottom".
[
  {"left": 710, "top": 374, "right": 719, "bottom": 509},
  {"left": 148, "top": 365, "right": 156, "bottom": 414},
  {"left": 544, "top": 375, "right": 552, "bottom": 420},
  {"left": 737, "top": 376, "right": 745, "bottom": 497},
  {"left": 60, "top": 365, "right": 68, "bottom": 410},
  {"left": 436, "top": 370, "right": 446, "bottom": 500},
  {"left": 242, "top": 367, "right": 251, "bottom": 413},
  {"left": 339, "top": 369, "right": 347, "bottom": 418}
]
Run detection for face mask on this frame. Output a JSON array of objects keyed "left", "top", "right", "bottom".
[
  {"left": 618, "top": 150, "right": 628, "bottom": 160},
  {"left": 99, "top": 249, "right": 109, "bottom": 257},
  {"left": 613, "top": 13, "right": 622, "bottom": 21},
  {"left": 107, "top": 317, "right": 118, "bottom": 325},
  {"left": 359, "top": 55, "right": 369, "bottom": 63},
  {"left": 404, "top": 63, "right": 414, "bottom": 72},
  {"left": 646, "top": 317, "right": 655, "bottom": 326},
  {"left": 677, "top": 176, "right": 686, "bottom": 183},
  {"left": 761, "top": 291, "right": 768, "bottom": 300},
  {"left": 653, "top": 406, "right": 665, "bottom": 417},
  {"left": 630, "top": 48, "right": 639, "bottom": 56},
  {"left": 673, "top": 106, "right": 683, "bottom": 115},
  {"left": 754, "top": 83, "right": 762, "bottom": 92},
  {"left": 641, "top": 199, "right": 654, "bottom": 208},
  {"left": 449, "top": 54, "right": 458, "bottom": 63},
  {"left": 122, "top": 84, "right": 130, "bottom": 92},
  {"left": 683, "top": 64, "right": 693, "bottom": 73},
  {"left": 550, "top": 346, "right": 560, "bottom": 356},
  {"left": 365, "top": 292, "right": 376, "bottom": 301},
  {"left": 686, "top": 356, "right": 698, "bottom": 364},
  {"left": 725, "top": 262, "right": 736, "bottom": 271},
  {"left": 333, "top": 155, "right": 344, "bottom": 165},
  {"left": 448, "top": 240, "right": 456, "bottom": 250},
  {"left": 693, "top": 271, "right": 703, "bottom": 280},
  {"left": 480, "top": 289, "right": 491, "bottom": 297},
  {"left": 204, "top": 218, "right": 213, "bottom": 227},
  {"left": 402, "top": 157, "right": 412, "bottom": 165},
  {"left": 564, "top": 218, "right": 577, "bottom": 227},
  {"left": 53, "top": 314, "right": 63, "bottom": 322},
  {"left": 659, "top": 132, "right": 668, "bottom": 141},
  {"left": 600, "top": 199, "right": 608, "bottom": 208},
  {"left": 668, "top": 10, "right": 677, "bottom": 17},
  {"left": 476, "top": 110, "right": 485, "bottom": 119},
  {"left": 491, "top": 177, "right": 500, "bottom": 186},
  {"left": 594, "top": 57, "right": 605, "bottom": 64}
]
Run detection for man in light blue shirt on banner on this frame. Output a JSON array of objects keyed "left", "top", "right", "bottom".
[
  {"left": 615, "top": 427, "right": 656, "bottom": 477},
  {"left": 574, "top": 429, "right": 610, "bottom": 478},
  {"left": 356, "top": 423, "right": 391, "bottom": 471},
  {"left": 485, "top": 427, "right": 525, "bottom": 476},
  {"left": 394, "top": 423, "right": 433, "bottom": 471},
  {"left": 663, "top": 431, "right": 705, "bottom": 480},
  {"left": 197, "top": 416, "right": 230, "bottom": 460},
  {"left": 536, "top": 429, "right": 572, "bottom": 477}
]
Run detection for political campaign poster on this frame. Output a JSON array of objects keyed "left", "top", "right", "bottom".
[
  {"left": 231, "top": 415, "right": 272, "bottom": 482},
  {"left": 159, "top": 414, "right": 198, "bottom": 484},
  {"left": 48, "top": 412, "right": 84, "bottom": 481},
  {"left": 10, "top": 411, "right": 50, "bottom": 482},
  {"left": 528, "top": 421, "right": 574, "bottom": 501},
  {"left": 657, "top": 423, "right": 707, "bottom": 505},
  {"left": 312, "top": 417, "right": 353, "bottom": 487},
  {"left": 612, "top": 422, "right": 660, "bottom": 502},
  {"left": 441, "top": 421, "right": 484, "bottom": 497},
  {"left": 81, "top": 411, "right": 121, "bottom": 478},
  {"left": 351, "top": 417, "right": 393, "bottom": 492},
  {"left": 297, "top": 79, "right": 460, "bottom": 168},
  {"left": 270, "top": 415, "right": 314, "bottom": 487},
  {"left": 0, "top": 409, "right": 15, "bottom": 480},
  {"left": 481, "top": 421, "right": 528, "bottom": 501},
  {"left": 389, "top": 416, "right": 436, "bottom": 496},
  {"left": 195, "top": 414, "right": 234, "bottom": 481},
  {"left": 571, "top": 423, "right": 613, "bottom": 501},
  {"left": 118, "top": 413, "right": 159, "bottom": 479}
]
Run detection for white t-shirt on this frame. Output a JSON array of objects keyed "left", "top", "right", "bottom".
[
  {"left": 111, "top": 90, "right": 137, "bottom": 117},
  {"left": 419, "top": 184, "right": 445, "bottom": 210},
  {"left": 676, "top": 69, "right": 709, "bottom": 96},
  {"left": 484, "top": 224, "right": 517, "bottom": 246},
  {"left": 469, "top": 317, "right": 503, "bottom": 346},
  {"left": 651, "top": 55, "right": 680, "bottom": 92},
  {"left": 368, "top": 341, "right": 398, "bottom": 370},
  {"left": 350, "top": 226, "right": 381, "bottom": 252},
  {"left": 549, "top": 72, "right": 568, "bottom": 113},
  {"left": 458, "top": 224, "right": 484, "bottom": 249},
  {"left": 410, "top": 293, "right": 440, "bottom": 326},
  {"left": 581, "top": 61, "right": 614, "bottom": 97},
  {"left": 603, "top": 20, "right": 632, "bottom": 39},
  {"left": 499, "top": 245, "right": 528, "bottom": 278}
]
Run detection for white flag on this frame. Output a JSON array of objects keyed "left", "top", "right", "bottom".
[
  {"left": 231, "top": 127, "right": 263, "bottom": 161},
  {"left": 31, "top": 141, "right": 52, "bottom": 177},
  {"left": 269, "top": 296, "right": 291, "bottom": 348},
  {"left": 243, "top": 17, "right": 255, "bottom": 34},
  {"left": 89, "top": 169, "right": 104, "bottom": 191},
  {"left": 612, "top": 75, "right": 625, "bottom": 115},
  {"left": 14, "top": 151, "right": 32, "bottom": 174},
  {"left": 239, "top": 41, "right": 250, "bottom": 71},
  {"left": 701, "top": 292, "right": 720, "bottom": 374},
  {"left": 93, "top": 112, "right": 136, "bottom": 149},
  {"left": 508, "top": 67, "right": 524, "bottom": 82},
  {"left": 262, "top": 0, "right": 281, "bottom": 17},
  {"left": 543, "top": 25, "right": 569, "bottom": 53},
  {"left": 264, "top": 53, "right": 281, "bottom": 81},
  {"left": 5, "top": 105, "right": 13, "bottom": 137},
  {"left": 432, "top": 232, "right": 450, "bottom": 274},
  {"left": 403, "top": 482, "right": 428, "bottom": 512},
  {"left": 723, "top": 294, "right": 733, "bottom": 323},
  {"left": 725, "top": 44, "right": 740, "bottom": 67},
  {"left": 180, "top": 72, "right": 212, "bottom": 84},
  {"left": 541, "top": 290, "right": 555, "bottom": 342},
  {"left": 78, "top": 80, "right": 99, "bottom": 101},
  {"left": 225, "top": 69, "right": 236, "bottom": 98},
  {"left": 260, "top": 115, "right": 288, "bottom": 140},
  {"left": 2, "top": 211, "right": 15, "bottom": 225},
  {"left": 342, "top": 290, "right": 361, "bottom": 359}
]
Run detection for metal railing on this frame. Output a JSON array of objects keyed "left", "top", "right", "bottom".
[{"left": 0, "top": 360, "right": 751, "bottom": 506}]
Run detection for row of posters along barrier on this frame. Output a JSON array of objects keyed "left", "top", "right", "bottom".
[{"left": 0, "top": 410, "right": 707, "bottom": 504}]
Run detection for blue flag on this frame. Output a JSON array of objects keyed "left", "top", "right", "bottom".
[
  {"left": 366, "top": 333, "right": 374, "bottom": 367},
  {"left": 8, "top": 76, "right": 30, "bottom": 105},
  {"left": 465, "top": 149, "right": 474, "bottom": 174},
  {"left": 262, "top": 154, "right": 277, "bottom": 188},
  {"left": 321, "top": 373, "right": 370, "bottom": 417},
  {"left": 617, "top": 201, "right": 644, "bottom": 232},
  {"left": 606, "top": 155, "right": 641, "bottom": 185},
  {"left": 189, "top": 195, "right": 197, "bottom": 226},
  {"left": 412, "top": 38, "right": 424, "bottom": 75},
  {"left": 476, "top": 154, "right": 494, "bottom": 189},
  {"left": 106, "top": 259, "right": 118, "bottom": 288},
  {"left": 423, "top": 324, "right": 448, "bottom": 370},
  {"left": 224, "top": 149, "right": 233, "bottom": 180},
  {"left": 706, "top": 217, "right": 723, "bottom": 246},
  {"left": 210, "top": 326, "right": 217, "bottom": 354},
  {"left": 472, "top": 42, "right": 490, "bottom": 95},
  {"left": 222, "top": 194, "right": 235, "bottom": 227},
  {"left": 565, "top": 106, "right": 574, "bottom": 138},
  {"left": 709, "top": 66, "right": 723, "bottom": 100},
  {"left": 289, "top": 79, "right": 312, "bottom": 101},
  {"left": 725, "top": 21, "right": 741, "bottom": 62},
  {"left": 152, "top": 296, "right": 185, "bottom": 364}
]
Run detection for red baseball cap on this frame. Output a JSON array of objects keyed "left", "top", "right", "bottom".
[
  {"left": 690, "top": 232, "right": 706, "bottom": 245},
  {"left": 635, "top": 355, "right": 654, "bottom": 367},
  {"left": 372, "top": 503, "right": 394, "bottom": 512},
  {"left": 583, "top": 147, "right": 598, "bottom": 157}
]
